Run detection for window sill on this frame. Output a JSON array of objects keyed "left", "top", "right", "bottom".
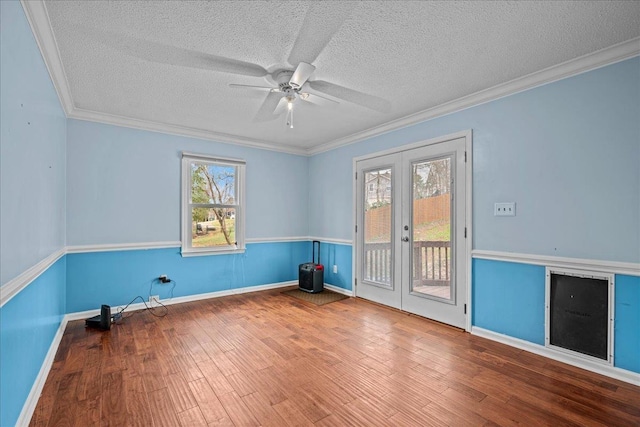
[{"left": 181, "top": 247, "right": 246, "bottom": 257}]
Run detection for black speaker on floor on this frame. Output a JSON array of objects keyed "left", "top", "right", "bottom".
[
  {"left": 299, "top": 240, "right": 324, "bottom": 293},
  {"left": 85, "top": 305, "right": 112, "bottom": 330}
]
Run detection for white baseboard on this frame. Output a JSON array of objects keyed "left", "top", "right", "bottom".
[
  {"left": 66, "top": 281, "right": 355, "bottom": 321},
  {"left": 16, "top": 316, "right": 68, "bottom": 427},
  {"left": 324, "top": 283, "right": 354, "bottom": 296},
  {"left": 65, "top": 280, "right": 299, "bottom": 321},
  {"left": 471, "top": 327, "right": 640, "bottom": 386}
]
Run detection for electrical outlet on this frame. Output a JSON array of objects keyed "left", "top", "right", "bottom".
[
  {"left": 333, "top": 265, "right": 338, "bottom": 274},
  {"left": 149, "top": 295, "right": 160, "bottom": 305},
  {"left": 494, "top": 202, "right": 516, "bottom": 216}
]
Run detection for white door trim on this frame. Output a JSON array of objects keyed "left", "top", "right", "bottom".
[{"left": 351, "top": 130, "right": 473, "bottom": 331}]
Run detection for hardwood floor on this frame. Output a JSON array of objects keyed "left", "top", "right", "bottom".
[{"left": 30, "top": 287, "right": 640, "bottom": 426}]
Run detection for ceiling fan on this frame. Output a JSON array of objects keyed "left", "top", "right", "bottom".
[
  {"left": 229, "top": 62, "right": 338, "bottom": 128},
  {"left": 73, "top": 3, "right": 390, "bottom": 129}
]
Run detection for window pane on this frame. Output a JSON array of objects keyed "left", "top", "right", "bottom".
[
  {"left": 363, "top": 168, "right": 392, "bottom": 286},
  {"left": 191, "top": 163, "right": 236, "bottom": 205},
  {"left": 191, "top": 207, "right": 236, "bottom": 248},
  {"left": 411, "top": 157, "right": 452, "bottom": 300}
]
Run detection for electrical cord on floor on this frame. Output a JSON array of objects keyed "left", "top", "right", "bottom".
[
  {"left": 113, "top": 295, "right": 168, "bottom": 322},
  {"left": 111, "top": 278, "right": 178, "bottom": 324},
  {"left": 148, "top": 278, "right": 177, "bottom": 302}
]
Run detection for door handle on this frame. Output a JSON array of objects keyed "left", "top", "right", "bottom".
[{"left": 402, "top": 236, "right": 410, "bottom": 242}]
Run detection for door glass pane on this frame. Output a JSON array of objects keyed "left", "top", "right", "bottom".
[
  {"left": 411, "top": 157, "right": 452, "bottom": 300},
  {"left": 363, "top": 168, "right": 392, "bottom": 286}
]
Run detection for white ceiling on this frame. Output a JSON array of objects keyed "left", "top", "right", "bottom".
[{"left": 29, "top": 1, "right": 640, "bottom": 154}]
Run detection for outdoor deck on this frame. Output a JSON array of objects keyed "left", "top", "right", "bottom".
[
  {"left": 364, "top": 241, "right": 451, "bottom": 300},
  {"left": 412, "top": 285, "right": 451, "bottom": 300}
]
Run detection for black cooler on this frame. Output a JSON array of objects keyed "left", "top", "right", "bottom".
[{"left": 299, "top": 240, "right": 324, "bottom": 293}]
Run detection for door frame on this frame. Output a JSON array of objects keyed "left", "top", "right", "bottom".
[{"left": 351, "top": 130, "right": 473, "bottom": 331}]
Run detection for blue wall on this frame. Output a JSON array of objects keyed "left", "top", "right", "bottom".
[
  {"left": 0, "top": 0, "right": 67, "bottom": 285},
  {"left": 472, "top": 259, "right": 546, "bottom": 345},
  {"left": 66, "top": 119, "right": 309, "bottom": 245},
  {"left": 615, "top": 275, "right": 640, "bottom": 373},
  {"left": 65, "top": 241, "right": 352, "bottom": 314},
  {"left": 308, "top": 58, "right": 640, "bottom": 264},
  {"left": 0, "top": 258, "right": 66, "bottom": 427},
  {"left": 473, "top": 258, "right": 640, "bottom": 373},
  {"left": 66, "top": 242, "right": 309, "bottom": 313},
  {"left": 315, "top": 241, "right": 353, "bottom": 291},
  {"left": 0, "top": 1, "right": 68, "bottom": 425}
]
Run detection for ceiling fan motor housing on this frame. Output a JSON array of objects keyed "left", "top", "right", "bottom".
[{"left": 274, "top": 70, "right": 295, "bottom": 88}]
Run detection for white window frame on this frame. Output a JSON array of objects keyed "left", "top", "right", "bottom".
[{"left": 181, "top": 152, "right": 246, "bottom": 256}]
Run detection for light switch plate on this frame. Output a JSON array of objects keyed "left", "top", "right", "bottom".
[{"left": 495, "top": 202, "right": 516, "bottom": 216}]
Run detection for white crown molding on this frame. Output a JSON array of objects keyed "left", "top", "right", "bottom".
[
  {"left": 0, "top": 248, "right": 65, "bottom": 307},
  {"left": 22, "top": 0, "right": 640, "bottom": 158},
  {"left": 308, "top": 38, "right": 640, "bottom": 155},
  {"left": 66, "top": 241, "right": 182, "bottom": 254},
  {"left": 21, "top": 1, "right": 308, "bottom": 156},
  {"left": 69, "top": 109, "right": 309, "bottom": 156},
  {"left": 16, "top": 315, "right": 68, "bottom": 427},
  {"left": 20, "top": 0, "right": 74, "bottom": 115},
  {"left": 472, "top": 327, "right": 640, "bottom": 387},
  {"left": 472, "top": 249, "right": 640, "bottom": 277}
]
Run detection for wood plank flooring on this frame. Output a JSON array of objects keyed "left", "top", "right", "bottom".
[{"left": 30, "top": 287, "right": 640, "bottom": 426}]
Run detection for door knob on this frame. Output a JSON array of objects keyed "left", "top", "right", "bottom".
[{"left": 402, "top": 236, "right": 410, "bottom": 242}]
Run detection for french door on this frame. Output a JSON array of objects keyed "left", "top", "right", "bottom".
[{"left": 355, "top": 135, "right": 469, "bottom": 328}]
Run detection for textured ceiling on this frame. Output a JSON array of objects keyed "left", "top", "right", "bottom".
[{"left": 39, "top": 1, "right": 640, "bottom": 153}]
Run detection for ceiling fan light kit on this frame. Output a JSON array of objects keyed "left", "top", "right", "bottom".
[
  {"left": 230, "top": 62, "right": 332, "bottom": 129},
  {"left": 286, "top": 96, "right": 294, "bottom": 129}
]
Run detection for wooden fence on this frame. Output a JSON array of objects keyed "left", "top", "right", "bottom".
[{"left": 364, "top": 194, "right": 450, "bottom": 241}]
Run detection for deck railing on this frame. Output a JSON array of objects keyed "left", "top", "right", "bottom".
[{"left": 364, "top": 241, "right": 450, "bottom": 285}]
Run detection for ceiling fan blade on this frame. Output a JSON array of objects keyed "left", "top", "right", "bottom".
[
  {"left": 299, "top": 92, "right": 339, "bottom": 106},
  {"left": 289, "top": 62, "right": 316, "bottom": 89},
  {"left": 229, "top": 84, "right": 279, "bottom": 92},
  {"left": 273, "top": 97, "right": 290, "bottom": 116},
  {"left": 253, "top": 92, "right": 286, "bottom": 122},
  {"left": 307, "top": 80, "right": 391, "bottom": 113},
  {"left": 287, "top": 2, "right": 356, "bottom": 66},
  {"left": 76, "top": 24, "right": 268, "bottom": 77}
]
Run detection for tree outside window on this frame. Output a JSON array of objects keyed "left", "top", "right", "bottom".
[{"left": 182, "top": 154, "right": 245, "bottom": 255}]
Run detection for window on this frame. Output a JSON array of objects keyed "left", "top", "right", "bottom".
[{"left": 181, "top": 153, "right": 245, "bottom": 256}]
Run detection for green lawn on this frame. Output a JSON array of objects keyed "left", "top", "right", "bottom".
[
  {"left": 414, "top": 219, "right": 450, "bottom": 241},
  {"left": 192, "top": 219, "right": 235, "bottom": 247}
]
